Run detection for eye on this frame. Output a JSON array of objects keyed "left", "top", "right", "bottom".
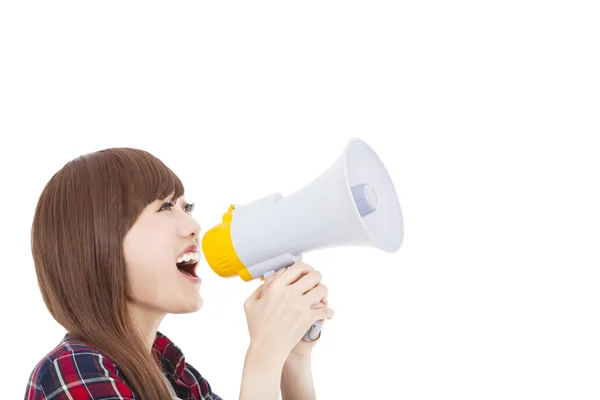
[
  {"left": 159, "top": 202, "right": 175, "bottom": 212},
  {"left": 184, "top": 202, "right": 195, "bottom": 213},
  {"left": 159, "top": 201, "right": 195, "bottom": 213}
]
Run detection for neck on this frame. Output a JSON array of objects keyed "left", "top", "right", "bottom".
[{"left": 127, "top": 300, "right": 166, "bottom": 353}]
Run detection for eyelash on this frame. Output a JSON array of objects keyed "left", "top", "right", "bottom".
[{"left": 159, "top": 202, "right": 195, "bottom": 213}]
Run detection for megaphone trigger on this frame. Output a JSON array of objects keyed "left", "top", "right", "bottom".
[{"left": 302, "top": 320, "right": 324, "bottom": 342}]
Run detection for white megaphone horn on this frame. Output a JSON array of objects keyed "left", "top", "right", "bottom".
[{"left": 202, "top": 138, "right": 404, "bottom": 341}]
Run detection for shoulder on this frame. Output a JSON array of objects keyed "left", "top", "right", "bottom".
[
  {"left": 174, "top": 361, "right": 222, "bottom": 400},
  {"left": 25, "top": 335, "right": 135, "bottom": 400},
  {"left": 153, "top": 331, "right": 222, "bottom": 400},
  {"left": 181, "top": 361, "right": 221, "bottom": 397}
]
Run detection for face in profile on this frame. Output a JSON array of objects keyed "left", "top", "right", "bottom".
[{"left": 122, "top": 193, "right": 203, "bottom": 315}]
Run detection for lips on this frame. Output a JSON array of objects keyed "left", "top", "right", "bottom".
[
  {"left": 176, "top": 245, "right": 199, "bottom": 278},
  {"left": 179, "top": 245, "right": 198, "bottom": 258}
]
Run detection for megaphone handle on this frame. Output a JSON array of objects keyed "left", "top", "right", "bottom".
[
  {"left": 262, "top": 269, "right": 325, "bottom": 342},
  {"left": 302, "top": 320, "right": 324, "bottom": 341}
]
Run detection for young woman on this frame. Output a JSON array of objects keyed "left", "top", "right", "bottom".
[{"left": 24, "top": 147, "right": 334, "bottom": 400}]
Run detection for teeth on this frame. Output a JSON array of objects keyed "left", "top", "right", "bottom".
[{"left": 177, "top": 251, "right": 200, "bottom": 264}]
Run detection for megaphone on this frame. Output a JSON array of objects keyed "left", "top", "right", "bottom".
[{"left": 202, "top": 138, "right": 403, "bottom": 341}]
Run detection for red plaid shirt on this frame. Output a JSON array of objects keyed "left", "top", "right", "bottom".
[{"left": 24, "top": 331, "right": 222, "bottom": 399}]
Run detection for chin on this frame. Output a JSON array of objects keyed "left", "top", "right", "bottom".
[{"left": 172, "top": 298, "right": 203, "bottom": 314}]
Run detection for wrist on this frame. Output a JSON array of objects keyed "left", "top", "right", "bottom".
[
  {"left": 247, "top": 340, "right": 288, "bottom": 371},
  {"left": 281, "top": 352, "right": 315, "bottom": 400},
  {"left": 241, "top": 344, "right": 285, "bottom": 400},
  {"left": 284, "top": 351, "right": 311, "bottom": 369}
]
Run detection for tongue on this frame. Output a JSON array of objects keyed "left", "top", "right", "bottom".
[
  {"left": 177, "top": 261, "right": 197, "bottom": 277},
  {"left": 179, "top": 269, "right": 193, "bottom": 277}
]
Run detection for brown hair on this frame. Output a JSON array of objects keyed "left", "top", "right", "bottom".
[{"left": 31, "top": 147, "right": 185, "bottom": 400}]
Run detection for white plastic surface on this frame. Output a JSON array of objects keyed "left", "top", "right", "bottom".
[
  {"left": 229, "top": 138, "right": 403, "bottom": 274},
  {"left": 229, "top": 138, "right": 404, "bottom": 342}
]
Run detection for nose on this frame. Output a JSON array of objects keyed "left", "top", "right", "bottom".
[{"left": 180, "top": 215, "right": 201, "bottom": 241}]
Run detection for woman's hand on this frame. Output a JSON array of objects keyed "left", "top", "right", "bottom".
[
  {"left": 243, "top": 262, "right": 334, "bottom": 366},
  {"left": 258, "top": 262, "right": 334, "bottom": 360}
]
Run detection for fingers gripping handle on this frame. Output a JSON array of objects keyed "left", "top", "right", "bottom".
[{"left": 262, "top": 269, "right": 325, "bottom": 342}]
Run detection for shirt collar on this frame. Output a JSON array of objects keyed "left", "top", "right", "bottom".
[
  {"left": 152, "top": 330, "right": 187, "bottom": 380},
  {"left": 61, "top": 330, "right": 187, "bottom": 381}
]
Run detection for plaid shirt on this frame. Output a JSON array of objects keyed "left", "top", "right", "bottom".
[{"left": 25, "top": 331, "right": 222, "bottom": 400}]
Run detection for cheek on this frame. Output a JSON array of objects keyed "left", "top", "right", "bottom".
[
  {"left": 125, "top": 230, "right": 174, "bottom": 273},
  {"left": 125, "top": 257, "right": 175, "bottom": 303},
  {"left": 123, "top": 226, "right": 178, "bottom": 300},
  {"left": 125, "top": 250, "right": 174, "bottom": 283},
  {"left": 126, "top": 265, "right": 155, "bottom": 298}
]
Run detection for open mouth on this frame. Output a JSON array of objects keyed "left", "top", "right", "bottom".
[{"left": 176, "top": 259, "right": 198, "bottom": 278}]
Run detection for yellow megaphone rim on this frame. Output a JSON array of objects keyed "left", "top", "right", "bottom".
[{"left": 201, "top": 204, "right": 255, "bottom": 282}]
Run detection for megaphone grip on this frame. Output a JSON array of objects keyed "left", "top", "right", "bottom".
[{"left": 302, "top": 320, "right": 324, "bottom": 341}]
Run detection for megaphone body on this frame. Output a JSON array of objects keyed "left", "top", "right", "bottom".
[{"left": 202, "top": 138, "right": 404, "bottom": 341}]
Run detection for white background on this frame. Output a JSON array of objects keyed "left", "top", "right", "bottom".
[{"left": 1, "top": 1, "right": 599, "bottom": 399}]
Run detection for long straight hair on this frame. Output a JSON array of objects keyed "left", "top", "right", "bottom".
[{"left": 31, "top": 147, "right": 185, "bottom": 400}]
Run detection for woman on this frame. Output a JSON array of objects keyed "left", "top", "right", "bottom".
[{"left": 24, "top": 147, "right": 334, "bottom": 400}]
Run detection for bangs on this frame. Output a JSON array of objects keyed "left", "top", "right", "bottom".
[{"left": 96, "top": 147, "right": 185, "bottom": 212}]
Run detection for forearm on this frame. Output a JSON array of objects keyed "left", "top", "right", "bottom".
[
  {"left": 239, "top": 344, "right": 286, "bottom": 400},
  {"left": 281, "top": 354, "right": 316, "bottom": 400}
]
